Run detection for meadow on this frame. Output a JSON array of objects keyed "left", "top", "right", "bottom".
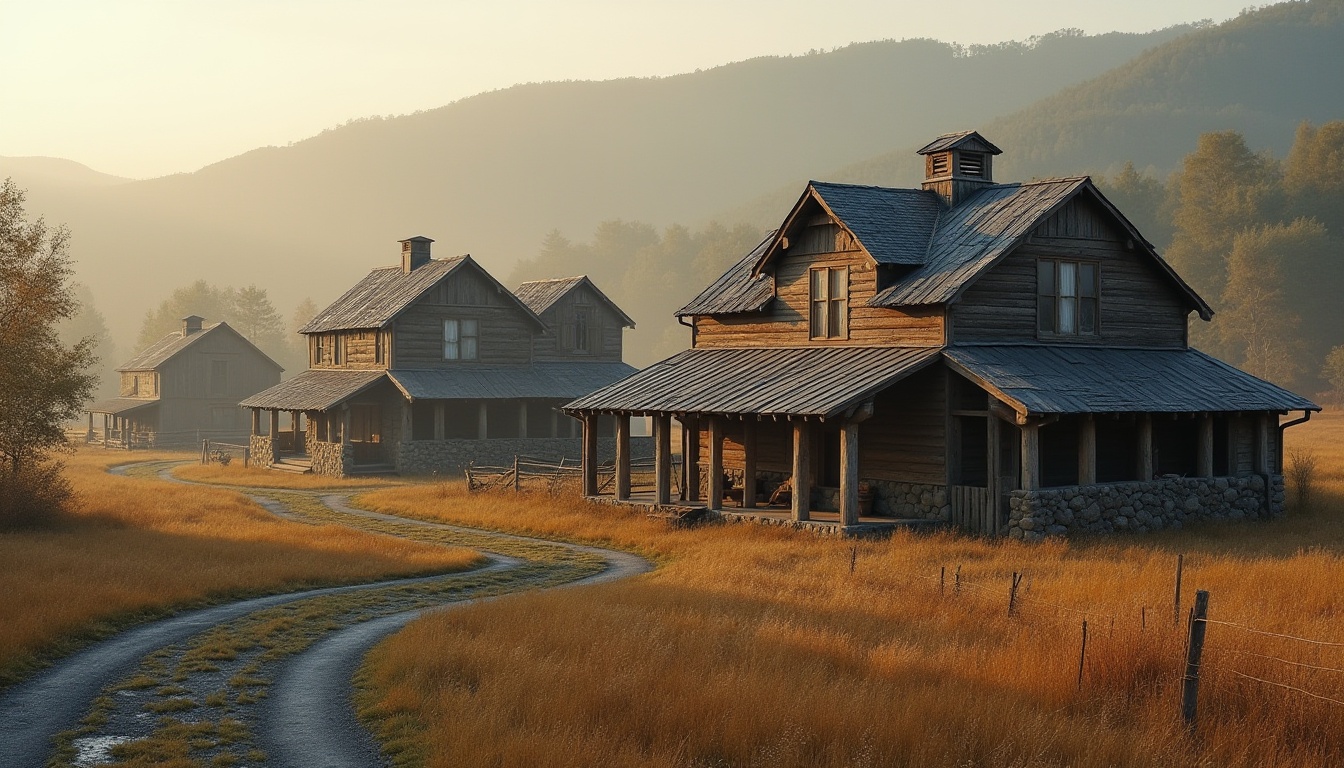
[
  {"left": 0, "top": 449, "right": 481, "bottom": 688},
  {"left": 356, "top": 410, "right": 1344, "bottom": 768}
]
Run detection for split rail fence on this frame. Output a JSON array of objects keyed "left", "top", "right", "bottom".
[{"left": 467, "top": 454, "right": 677, "bottom": 495}]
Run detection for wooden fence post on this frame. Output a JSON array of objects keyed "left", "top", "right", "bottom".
[
  {"left": 939, "top": 566, "right": 945, "bottom": 594},
  {"left": 1008, "top": 571, "right": 1024, "bottom": 617},
  {"left": 1182, "top": 590, "right": 1211, "bottom": 728},
  {"left": 201, "top": 439, "right": 209, "bottom": 464},
  {"left": 513, "top": 455, "right": 521, "bottom": 492},
  {"left": 243, "top": 447, "right": 250, "bottom": 468},
  {"left": 1077, "top": 620, "right": 1088, "bottom": 690},
  {"left": 954, "top": 564, "right": 962, "bottom": 594}
]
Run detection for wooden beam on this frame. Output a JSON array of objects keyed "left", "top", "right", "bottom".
[
  {"left": 582, "top": 414, "right": 599, "bottom": 496},
  {"left": 1197, "top": 413, "right": 1214, "bottom": 478},
  {"left": 269, "top": 409, "right": 279, "bottom": 439},
  {"left": 1078, "top": 415, "right": 1097, "bottom": 485},
  {"left": 1138, "top": 414, "right": 1153, "bottom": 481},
  {"left": 839, "top": 420, "right": 860, "bottom": 526},
  {"left": 1021, "top": 421, "right": 1040, "bottom": 492},
  {"left": 707, "top": 416, "right": 724, "bottom": 511},
  {"left": 615, "top": 414, "right": 631, "bottom": 501},
  {"left": 654, "top": 414, "right": 671, "bottom": 505},
  {"left": 792, "top": 420, "right": 811, "bottom": 522},
  {"left": 741, "top": 419, "right": 758, "bottom": 509}
]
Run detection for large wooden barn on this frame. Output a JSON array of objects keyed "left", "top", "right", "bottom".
[
  {"left": 87, "top": 316, "right": 283, "bottom": 448},
  {"left": 566, "top": 131, "right": 1319, "bottom": 538},
  {"left": 241, "top": 237, "right": 638, "bottom": 476}
]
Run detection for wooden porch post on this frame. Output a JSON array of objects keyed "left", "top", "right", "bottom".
[
  {"left": 269, "top": 410, "right": 279, "bottom": 440},
  {"left": 477, "top": 401, "right": 488, "bottom": 440},
  {"left": 1254, "top": 413, "right": 1271, "bottom": 474},
  {"left": 741, "top": 419, "right": 758, "bottom": 509},
  {"left": 615, "top": 414, "right": 631, "bottom": 501},
  {"left": 1198, "top": 414, "right": 1215, "bottom": 478},
  {"left": 292, "top": 410, "right": 302, "bottom": 448},
  {"left": 792, "top": 419, "right": 811, "bottom": 522},
  {"left": 518, "top": 401, "right": 528, "bottom": 438},
  {"left": 86, "top": 412, "right": 94, "bottom": 442},
  {"left": 1021, "top": 421, "right": 1040, "bottom": 492},
  {"left": 1078, "top": 415, "right": 1097, "bottom": 485},
  {"left": 839, "top": 419, "right": 860, "bottom": 526},
  {"left": 550, "top": 409, "right": 559, "bottom": 438},
  {"left": 683, "top": 417, "right": 701, "bottom": 502},
  {"left": 987, "top": 412, "right": 1001, "bottom": 535},
  {"left": 1138, "top": 414, "right": 1154, "bottom": 481},
  {"left": 341, "top": 407, "right": 351, "bottom": 446},
  {"left": 654, "top": 414, "right": 672, "bottom": 505},
  {"left": 707, "top": 416, "right": 724, "bottom": 511},
  {"left": 581, "top": 414, "right": 599, "bottom": 496},
  {"left": 433, "top": 403, "right": 445, "bottom": 441}
]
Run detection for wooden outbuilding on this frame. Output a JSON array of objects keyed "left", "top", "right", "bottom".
[
  {"left": 567, "top": 131, "right": 1319, "bottom": 537},
  {"left": 87, "top": 316, "right": 283, "bottom": 447},
  {"left": 240, "top": 238, "right": 639, "bottom": 476}
]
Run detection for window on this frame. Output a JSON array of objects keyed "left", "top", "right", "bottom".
[
  {"left": 1037, "top": 260, "right": 1098, "bottom": 335},
  {"left": 443, "top": 318, "right": 479, "bottom": 360},
  {"left": 332, "top": 334, "right": 343, "bottom": 366},
  {"left": 574, "top": 309, "right": 589, "bottom": 353},
  {"left": 375, "top": 331, "right": 383, "bottom": 365},
  {"left": 315, "top": 335, "right": 325, "bottom": 365},
  {"left": 809, "top": 266, "right": 849, "bottom": 340}
]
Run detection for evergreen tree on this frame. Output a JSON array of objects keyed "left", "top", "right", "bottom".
[
  {"left": 228, "top": 285, "right": 286, "bottom": 359},
  {"left": 1322, "top": 346, "right": 1344, "bottom": 405},
  {"left": 136, "top": 280, "right": 233, "bottom": 349},
  {"left": 1095, "top": 162, "right": 1172, "bottom": 249},
  {"left": 285, "top": 297, "right": 319, "bottom": 374}
]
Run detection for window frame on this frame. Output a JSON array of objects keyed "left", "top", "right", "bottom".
[
  {"left": 808, "top": 265, "right": 850, "bottom": 341},
  {"left": 443, "top": 318, "right": 480, "bottom": 360},
  {"left": 1036, "top": 258, "right": 1100, "bottom": 337}
]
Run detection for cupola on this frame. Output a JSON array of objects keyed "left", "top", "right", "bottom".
[
  {"left": 917, "top": 130, "right": 1003, "bottom": 206},
  {"left": 400, "top": 236, "right": 434, "bottom": 273}
]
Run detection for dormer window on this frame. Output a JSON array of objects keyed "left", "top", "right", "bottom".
[
  {"left": 809, "top": 266, "right": 849, "bottom": 340},
  {"left": 1038, "top": 259, "right": 1099, "bottom": 336}
]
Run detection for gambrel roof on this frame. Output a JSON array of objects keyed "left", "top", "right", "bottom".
[
  {"left": 302, "top": 255, "right": 545, "bottom": 334},
  {"left": 514, "top": 276, "right": 636, "bottom": 327},
  {"left": 118, "top": 322, "right": 281, "bottom": 372}
]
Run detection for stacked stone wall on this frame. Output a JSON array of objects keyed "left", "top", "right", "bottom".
[
  {"left": 1008, "top": 474, "right": 1285, "bottom": 542},
  {"left": 249, "top": 435, "right": 276, "bottom": 466},
  {"left": 311, "top": 441, "right": 352, "bottom": 476}
]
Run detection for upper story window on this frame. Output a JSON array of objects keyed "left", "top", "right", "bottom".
[
  {"left": 315, "top": 335, "right": 325, "bottom": 365},
  {"left": 332, "top": 334, "right": 344, "bottom": 366},
  {"left": 1037, "top": 259, "right": 1099, "bottom": 336},
  {"left": 443, "top": 318, "right": 479, "bottom": 360},
  {"left": 809, "top": 266, "right": 849, "bottom": 340}
]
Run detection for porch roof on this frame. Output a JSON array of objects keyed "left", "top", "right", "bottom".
[
  {"left": 87, "top": 397, "right": 159, "bottom": 416},
  {"left": 944, "top": 345, "right": 1320, "bottom": 417},
  {"left": 389, "top": 362, "right": 637, "bottom": 401},
  {"left": 565, "top": 346, "right": 941, "bottom": 418},
  {"left": 240, "top": 369, "right": 387, "bottom": 412}
]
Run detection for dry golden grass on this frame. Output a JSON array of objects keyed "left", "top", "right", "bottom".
[
  {"left": 0, "top": 448, "right": 482, "bottom": 687},
  {"left": 357, "top": 410, "right": 1344, "bottom": 768},
  {"left": 172, "top": 461, "right": 397, "bottom": 490}
]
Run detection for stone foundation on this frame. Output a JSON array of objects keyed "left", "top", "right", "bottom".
[
  {"left": 249, "top": 435, "right": 276, "bottom": 466},
  {"left": 1008, "top": 474, "right": 1285, "bottom": 542},
  {"left": 867, "top": 480, "right": 950, "bottom": 520},
  {"left": 311, "top": 441, "right": 352, "bottom": 476},
  {"left": 395, "top": 437, "right": 653, "bottom": 477}
]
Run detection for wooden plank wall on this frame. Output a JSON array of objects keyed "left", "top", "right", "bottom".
[
  {"left": 393, "top": 270, "right": 535, "bottom": 367},
  {"left": 157, "top": 328, "right": 281, "bottom": 434},
  {"left": 859, "top": 366, "right": 947, "bottom": 485},
  {"left": 531, "top": 284, "right": 624, "bottom": 362},
  {"left": 951, "top": 198, "right": 1189, "bottom": 347}
]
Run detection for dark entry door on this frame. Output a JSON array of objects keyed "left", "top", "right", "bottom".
[{"left": 349, "top": 404, "right": 383, "bottom": 464}]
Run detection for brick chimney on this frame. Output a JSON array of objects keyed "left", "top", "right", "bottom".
[
  {"left": 181, "top": 315, "right": 204, "bottom": 335},
  {"left": 400, "top": 236, "right": 434, "bottom": 274},
  {"left": 917, "top": 130, "right": 1002, "bottom": 206}
]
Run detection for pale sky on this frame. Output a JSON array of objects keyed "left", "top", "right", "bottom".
[{"left": 1, "top": 0, "right": 1257, "bottom": 179}]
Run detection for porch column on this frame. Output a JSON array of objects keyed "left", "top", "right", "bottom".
[
  {"left": 741, "top": 419, "right": 758, "bottom": 509},
  {"left": 986, "top": 413, "right": 1001, "bottom": 536},
  {"left": 433, "top": 403, "right": 445, "bottom": 440},
  {"left": 581, "top": 414, "right": 599, "bottom": 496},
  {"left": 1078, "top": 416, "right": 1097, "bottom": 485},
  {"left": 251, "top": 408, "right": 261, "bottom": 436},
  {"left": 615, "top": 414, "right": 631, "bottom": 501},
  {"left": 477, "top": 401, "right": 488, "bottom": 440},
  {"left": 839, "top": 419, "right": 860, "bottom": 526},
  {"left": 1254, "top": 413, "right": 1271, "bottom": 474},
  {"left": 1138, "top": 414, "right": 1154, "bottom": 481},
  {"left": 654, "top": 414, "right": 672, "bottom": 505},
  {"left": 518, "top": 402, "right": 528, "bottom": 438},
  {"left": 87, "top": 412, "right": 94, "bottom": 442},
  {"left": 682, "top": 417, "right": 701, "bottom": 502},
  {"left": 269, "top": 409, "right": 279, "bottom": 440},
  {"left": 792, "top": 419, "right": 811, "bottom": 522},
  {"left": 341, "top": 407, "right": 351, "bottom": 446},
  {"left": 550, "top": 409, "right": 559, "bottom": 438},
  {"left": 1021, "top": 421, "right": 1040, "bottom": 492},
  {"left": 707, "top": 416, "right": 724, "bottom": 511},
  {"left": 1197, "top": 414, "right": 1215, "bottom": 478}
]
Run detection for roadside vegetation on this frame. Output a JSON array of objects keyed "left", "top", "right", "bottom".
[
  {"left": 0, "top": 449, "right": 481, "bottom": 688},
  {"left": 357, "top": 410, "right": 1344, "bottom": 768},
  {"left": 173, "top": 461, "right": 396, "bottom": 491}
]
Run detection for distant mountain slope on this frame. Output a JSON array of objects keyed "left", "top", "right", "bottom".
[
  {"left": 0, "top": 157, "right": 130, "bottom": 189},
  {"left": 10, "top": 27, "right": 1188, "bottom": 343}
]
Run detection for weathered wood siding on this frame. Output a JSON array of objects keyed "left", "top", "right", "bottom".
[
  {"left": 309, "top": 329, "right": 390, "bottom": 369},
  {"left": 532, "top": 284, "right": 624, "bottom": 362},
  {"left": 693, "top": 215, "right": 945, "bottom": 348},
  {"left": 950, "top": 197, "right": 1189, "bottom": 347},
  {"left": 393, "top": 268, "right": 536, "bottom": 367},
  {"left": 156, "top": 327, "right": 281, "bottom": 435}
]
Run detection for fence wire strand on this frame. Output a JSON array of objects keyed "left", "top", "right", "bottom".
[{"left": 1204, "top": 619, "right": 1344, "bottom": 648}]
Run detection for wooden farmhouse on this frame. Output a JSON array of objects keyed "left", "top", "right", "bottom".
[
  {"left": 241, "top": 237, "right": 638, "bottom": 476},
  {"left": 566, "top": 131, "right": 1320, "bottom": 538},
  {"left": 87, "top": 316, "right": 283, "bottom": 448}
]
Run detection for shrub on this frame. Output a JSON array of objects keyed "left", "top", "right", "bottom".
[
  {"left": 0, "top": 461, "right": 73, "bottom": 530},
  {"left": 1286, "top": 447, "right": 1318, "bottom": 509}
]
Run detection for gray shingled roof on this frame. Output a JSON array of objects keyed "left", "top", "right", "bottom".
[
  {"left": 566, "top": 346, "right": 941, "bottom": 417},
  {"left": 390, "top": 362, "right": 637, "bottom": 401},
  {"left": 87, "top": 398, "right": 160, "bottom": 415},
  {"left": 118, "top": 323, "right": 221, "bottom": 371},
  {"left": 514, "top": 276, "right": 635, "bottom": 327},
  {"left": 812, "top": 182, "right": 942, "bottom": 266},
  {"left": 944, "top": 345, "right": 1319, "bottom": 416},
  {"left": 676, "top": 232, "right": 776, "bottom": 317},
  {"left": 917, "top": 130, "right": 1003, "bottom": 155},
  {"left": 300, "top": 258, "right": 467, "bottom": 333},
  {"left": 240, "top": 370, "right": 388, "bottom": 411}
]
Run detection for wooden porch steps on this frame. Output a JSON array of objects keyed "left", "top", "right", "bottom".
[
  {"left": 347, "top": 463, "right": 397, "bottom": 476},
  {"left": 271, "top": 456, "right": 312, "bottom": 475}
]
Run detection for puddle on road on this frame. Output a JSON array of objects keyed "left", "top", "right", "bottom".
[{"left": 71, "top": 735, "right": 132, "bottom": 766}]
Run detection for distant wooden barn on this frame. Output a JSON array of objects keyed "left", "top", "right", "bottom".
[
  {"left": 87, "top": 316, "right": 283, "bottom": 448},
  {"left": 240, "top": 238, "right": 639, "bottom": 476},
  {"left": 567, "top": 131, "right": 1319, "bottom": 537}
]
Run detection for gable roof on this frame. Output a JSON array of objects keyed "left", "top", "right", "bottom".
[
  {"left": 916, "top": 130, "right": 1003, "bottom": 156},
  {"left": 514, "top": 276, "right": 635, "bottom": 327},
  {"left": 811, "top": 182, "right": 943, "bottom": 266},
  {"left": 240, "top": 369, "right": 388, "bottom": 412},
  {"left": 301, "top": 255, "right": 545, "bottom": 334},
  {"left": 118, "top": 322, "right": 282, "bottom": 372},
  {"left": 676, "top": 231, "right": 776, "bottom": 317}
]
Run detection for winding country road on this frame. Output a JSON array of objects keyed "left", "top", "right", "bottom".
[{"left": 0, "top": 463, "right": 651, "bottom": 767}]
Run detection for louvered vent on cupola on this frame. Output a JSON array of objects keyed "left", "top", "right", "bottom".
[{"left": 917, "top": 130, "right": 1003, "bottom": 206}]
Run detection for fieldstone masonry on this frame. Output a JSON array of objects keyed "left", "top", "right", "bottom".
[
  {"left": 249, "top": 435, "right": 276, "bottom": 466},
  {"left": 311, "top": 441, "right": 353, "bottom": 476},
  {"left": 1008, "top": 474, "right": 1285, "bottom": 542}
]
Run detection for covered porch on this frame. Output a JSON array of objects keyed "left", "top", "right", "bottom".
[{"left": 86, "top": 398, "right": 160, "bottom": 449}]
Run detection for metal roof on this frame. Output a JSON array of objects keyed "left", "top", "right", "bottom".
[
  {"left": 118, "top": 323, "right": 221, "bottom": 371},
  {"left": 565, "top": 346, "right": 941, "bottom": 417},
  {"left": 87, "top": 398, "right": 159, "bottom": 416},
  {"left": 240, "top": 369, "right": 388, "bottom": 411},
  {"left": 300, "top": 257, "right": 467, "bottom": 333},
  {"left": 514, "top": 276, "right": 635, "bottom": 327},
  {"left": 389, "top": 361, "right": 636, "bottom": 401},
  {"left": 676, "top": 232, "right": 776, "bottom": 317},
  {"left": 812, "top": 182, "right": 942, "bottom": 266},
  {"left": 916, "top": 130, "right": 1003, "bottom": 155},
  {"left": 944, "top": 345, "right": 1319, "bottom": 416}
]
